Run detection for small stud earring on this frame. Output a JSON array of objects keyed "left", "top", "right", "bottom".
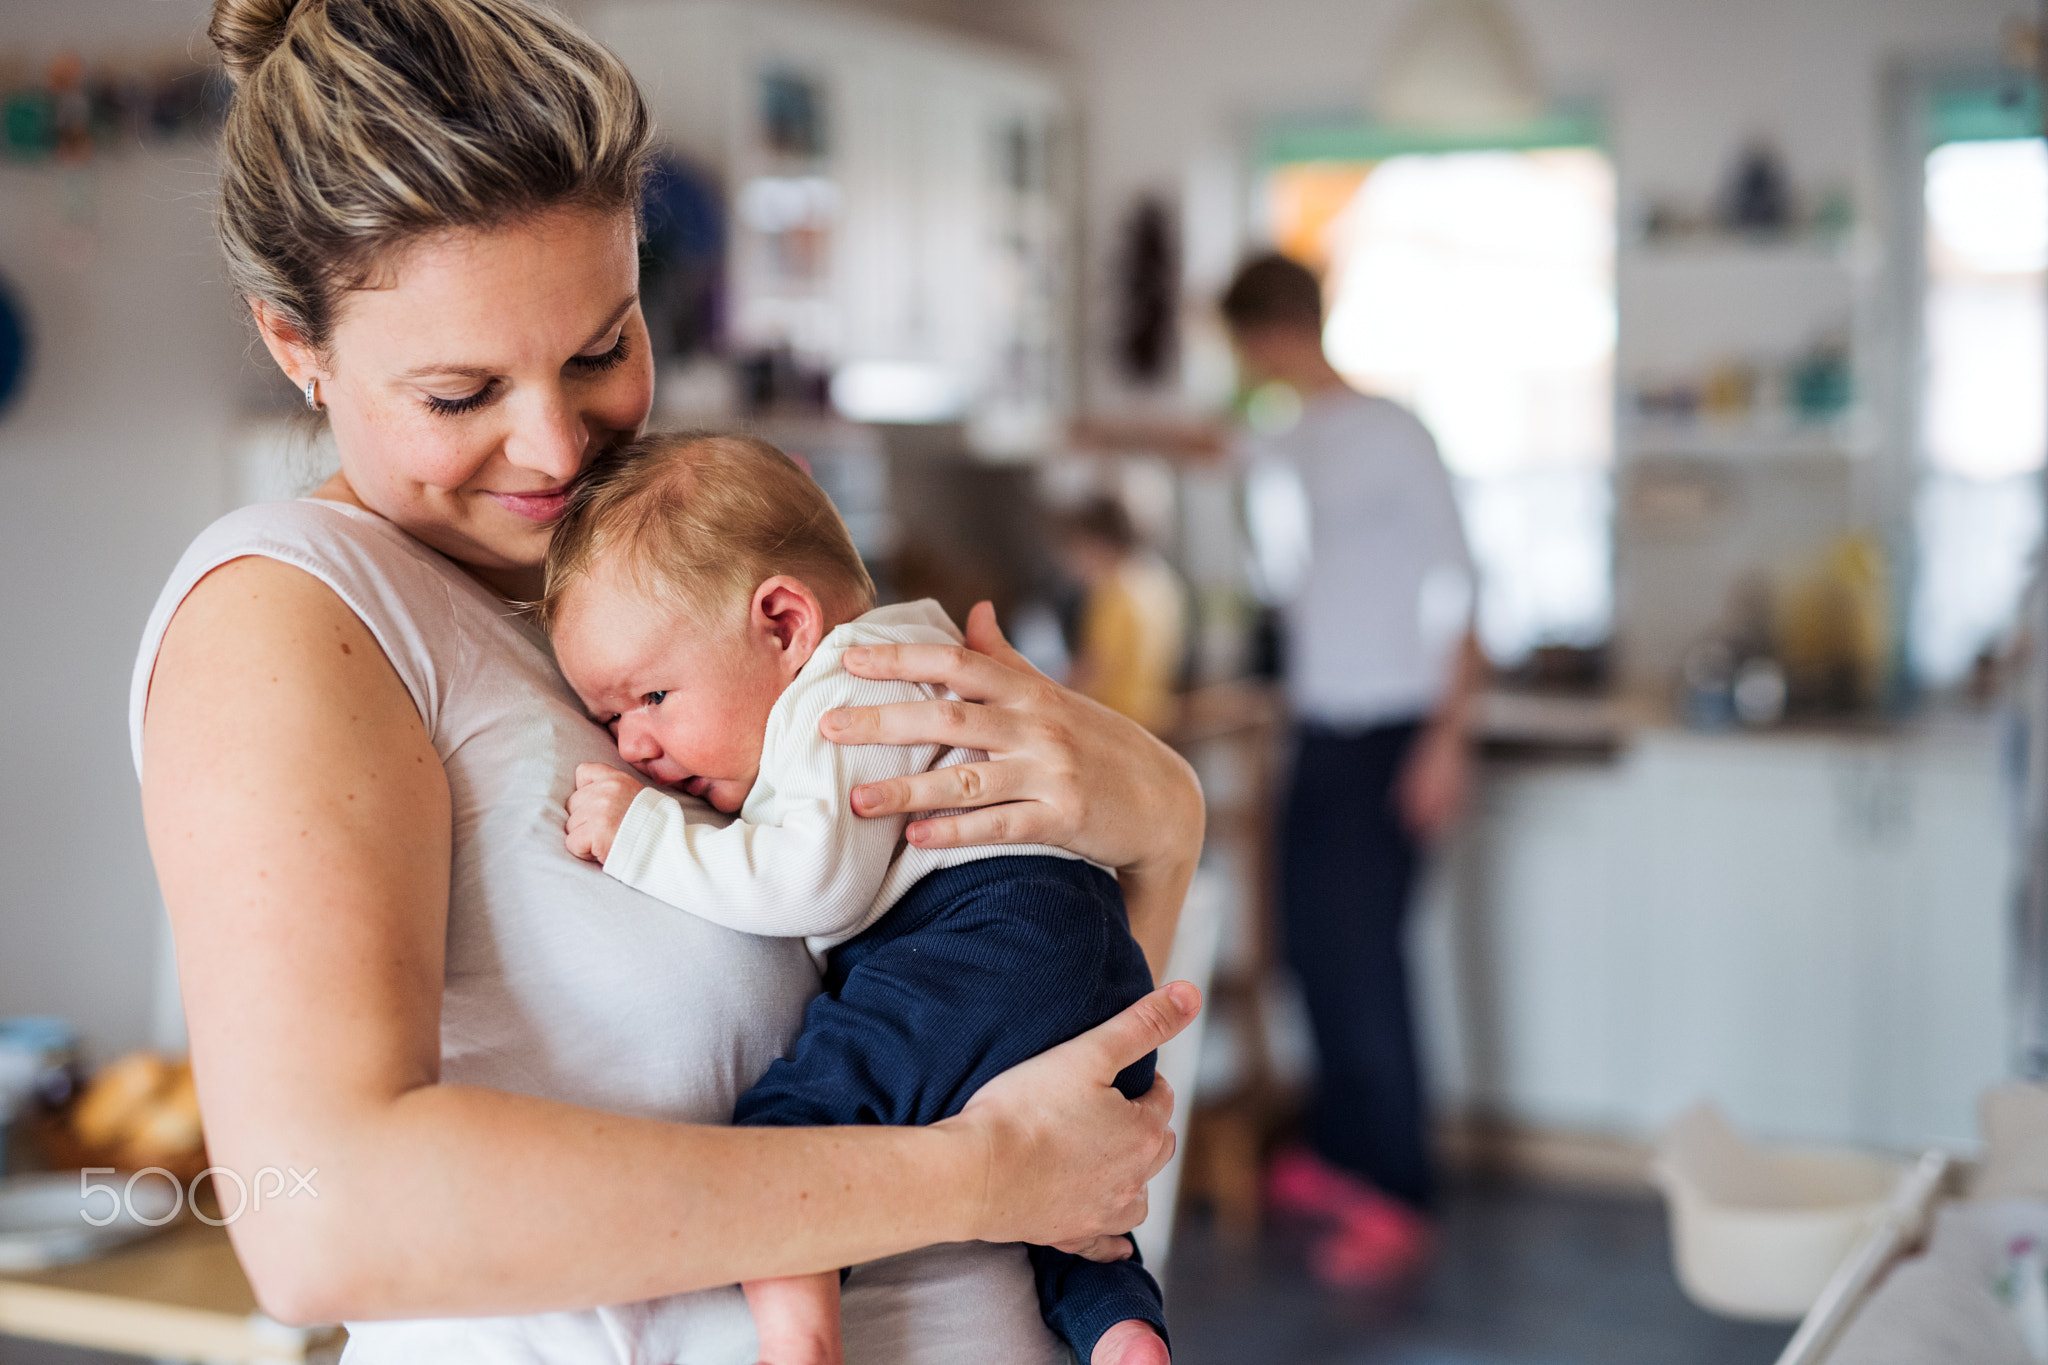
[{"left": 304, "top": 376, "right": 322, "bottom": 412}]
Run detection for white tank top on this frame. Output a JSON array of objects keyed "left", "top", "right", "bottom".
[{"left": 129, "top": 499, "right": 1066, "bottom": 1365}]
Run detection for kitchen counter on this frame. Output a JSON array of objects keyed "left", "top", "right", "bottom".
[
  {"left": 1473, "top": 684, "right": 1998, "bottom": 759},
  {"left": 0, "top": 1219, "right": 338, "bottom": 1363},
  {"left": 1416, "top": 705, "right": 2011, "bottom": 1156}
]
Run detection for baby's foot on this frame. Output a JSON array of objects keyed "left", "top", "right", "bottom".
[{"left": 1090, "top": 1319, "right": 1170, "bottom": 1365}]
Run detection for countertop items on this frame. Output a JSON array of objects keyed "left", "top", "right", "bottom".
[
  {"left": 0, "top": 1173, "right": 178, "bottom": 1273},
  {"left": 40, "top": 1052, "right": 206, "bottom": 1185}
]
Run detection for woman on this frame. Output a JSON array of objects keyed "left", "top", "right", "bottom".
[{"left": 132, "top": 0, "right": 1204, "bottom": 1359}]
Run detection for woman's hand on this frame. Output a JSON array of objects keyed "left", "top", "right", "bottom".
[
  {"left": 822, "top": 601, "right": 1203, "bottom": 975},
  {"left": 821, "top": 602, "right": 1203, "bottom": 877},
  {"left": 939, "top": 982, "right": 1201, "bottom": 1248}
]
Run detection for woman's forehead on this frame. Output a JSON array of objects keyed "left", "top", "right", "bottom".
[{"left": 336, "top": 207, "right": 638, "bottom": 366}]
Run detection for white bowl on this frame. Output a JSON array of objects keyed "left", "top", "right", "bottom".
[
  {"left": 0, "top": 1172, "right": 182, "bottom": 1271},
  {"left": 1659, "top": 1142, "right": 1900, "bottom": 1321}
]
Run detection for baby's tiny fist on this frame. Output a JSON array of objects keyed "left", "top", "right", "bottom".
[{"left": 566, "top": 765, "right": 640, "bottom": 865}]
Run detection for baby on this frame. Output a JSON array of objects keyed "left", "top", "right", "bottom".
[{"left": 537, "top": 433, "right": 1171, "bottom": 1365}]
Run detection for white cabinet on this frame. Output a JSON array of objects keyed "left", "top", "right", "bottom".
[
  {"left": 1415, "top": 720, "right": 2013, "bottom": 1152},
  {"left": 593, "top": 0, "right": 1067, "bottom": 456}
]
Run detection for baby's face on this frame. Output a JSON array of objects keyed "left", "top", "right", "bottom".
[{"left": 552, "top": 574, "right": 792, "bottom": 814}]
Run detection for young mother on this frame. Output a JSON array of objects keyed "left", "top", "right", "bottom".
[{"left": 132, "top": 0, "right": 1204, "bottom": 1358}]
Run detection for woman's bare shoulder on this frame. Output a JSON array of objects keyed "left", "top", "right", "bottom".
[
  {"left": 146, "top": 553, "right": 431, "bottom": 773},
  {"left": 161, "top": 552, "right": 406, "bottom": 688}
]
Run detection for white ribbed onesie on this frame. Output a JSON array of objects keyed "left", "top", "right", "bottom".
[{"left": 602, "top": 599, "right": 1076, "bottom": 965}]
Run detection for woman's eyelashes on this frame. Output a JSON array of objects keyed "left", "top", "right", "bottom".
[
  {"left": 567, "top": 331, "right": 630, "bottom": 376},
  {"left": 425, "top": 381, "right": 498, "bottom": 416},
  {"left": 419, "top": 334, "right": 631, "bottom": 415}
]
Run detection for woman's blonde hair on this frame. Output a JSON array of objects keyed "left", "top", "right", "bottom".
[
  {"left": 208, "top": 0, "right": 653, "bottom": 353},
  {"left": 538, "top": 433, "right": 879, "bottom": 630}
]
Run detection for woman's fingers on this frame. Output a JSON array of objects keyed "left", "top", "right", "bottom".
[
  {"left": 960, "top": 600, "right": 1046, "bottom": 680},
  {"left": 848, "top": 759, "right": 1027, "bottom": 817},
  {"left": 1075, "top": 984, "right": 1201, "bottom": 1080},
  {"left": 902, "top": 805, "right": 1051, "bottom": 850},
  {"left": 1050, "top": 1234, "right": 1135, "bottom": 1263},
  {"left": 1142, "top": 1109, "right": 1178, "bottom": 1181},
  {"left": 947, "top": 984, "right": 1197, "bottom": 1247},
  {"left": 838, "top": 637, "right": 1038, "bottom": 705},
  {"left": 824, "top": 695, "right": 1036, "bottom": 758}
]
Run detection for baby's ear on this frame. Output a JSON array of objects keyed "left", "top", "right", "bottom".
[{"left": 752, "top": 576, "right": 826, "bottom": 674}]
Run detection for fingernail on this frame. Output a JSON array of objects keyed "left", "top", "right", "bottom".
[
  {"left": 843, "top": 647, "right": 871, "bottom": 668},
  {"left": 1164, "top": 981, "right": 1200, "bottom": 1016}
]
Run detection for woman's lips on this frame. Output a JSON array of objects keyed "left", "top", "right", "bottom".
[{"left": 488, "top": 486, "right": 573, "bottom": 523}]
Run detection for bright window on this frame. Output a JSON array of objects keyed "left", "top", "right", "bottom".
[
  {"left": 1265, "top": 147, "right": 1616, "bottom": 663},
  {"left": 1911, "top": 137, "right": 2047, "bottom": 686},
  {"left": 1923, "top": 138, "right": 2048, "bottom": 480}
]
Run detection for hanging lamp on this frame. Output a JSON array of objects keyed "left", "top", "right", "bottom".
[{"left": 1375, "top": 0, "right": 1544, "bottom": 129}]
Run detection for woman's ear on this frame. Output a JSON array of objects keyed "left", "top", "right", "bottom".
[
  {"left": 249, "top": 299, "right": 320, "bottom": 393},
  {"left": 750, "top": 576, "right": 827, "bottom": 678}
]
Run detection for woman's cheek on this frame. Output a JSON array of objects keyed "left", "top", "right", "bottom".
[
  {"left": 607, "top": 323, "right": 658, "bottom": 432},
  {"left": 400, "top": 417, "right": 507, "bottom": 492}
]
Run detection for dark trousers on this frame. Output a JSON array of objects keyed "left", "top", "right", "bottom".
[
  {"left": 1280, "top": 720, "right": 1436, "bottom": 1213},
  {"left": 734, "top": 856, "right": 1166, "bottom": 1363}
]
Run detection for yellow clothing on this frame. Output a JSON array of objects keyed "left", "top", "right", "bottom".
[{"left": 1075, "top": 553, "right": 1187, "bottom": 734}]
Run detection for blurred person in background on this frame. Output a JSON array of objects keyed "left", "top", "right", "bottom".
[
  {"left": 1080, "top": 255, "right": 1484, "bottom": 1287},
  {"left": 1057, "top": 495, "right": 1189, "bottom": 735},
  {"left": 1223, "top": 252, "right": 1482, "bottom": 1288}
]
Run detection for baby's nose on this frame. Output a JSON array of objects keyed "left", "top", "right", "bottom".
[{"left": 614, "top": 715, "right": 661, "bottom": 763}]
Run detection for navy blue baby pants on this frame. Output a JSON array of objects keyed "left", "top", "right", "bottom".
[{"left": 733, "top": 855, "right": 1166, "bottom": 1362}]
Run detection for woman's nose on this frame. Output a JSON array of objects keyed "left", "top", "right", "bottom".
[{"left": 504, "top": 387, "right": 590, "bottom": 483}]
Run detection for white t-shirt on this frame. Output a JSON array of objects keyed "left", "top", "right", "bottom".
[
  {"left": 1243, "top": 389, "right": 1474, "bottom": 728},
  {"left": 603, "top": 599, "right": 1076, "bottom": 965}
]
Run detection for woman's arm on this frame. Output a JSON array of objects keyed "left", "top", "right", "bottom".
[
  {"left": 822, "top": 602, "right": 1204, "bottom": 980},
  {"left": 144, "top": 559, "right": 1193, "bottom": 1325}
]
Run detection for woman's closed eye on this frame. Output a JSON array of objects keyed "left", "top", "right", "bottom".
[
  {"left": 425, "top": 382, "right": 499, "bottom": 416},
  {"left": 567, "top": 330, "right": 630, "bottom": 376},
  {"left": 421, "top": 333, "right": 630, "bottom": 415}
]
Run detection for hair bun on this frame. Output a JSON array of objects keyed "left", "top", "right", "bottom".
[{"left": 209, "top": 0, "right": 304, "bottom": 85}]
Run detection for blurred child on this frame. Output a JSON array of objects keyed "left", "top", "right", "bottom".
[{"left": 1057, "top": 496, "right": 1188, "bottom": 736}]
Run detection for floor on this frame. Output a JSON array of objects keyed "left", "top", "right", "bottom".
[{"left": 1165, "top": 1180, "right": 1797, "bottom": 1365}]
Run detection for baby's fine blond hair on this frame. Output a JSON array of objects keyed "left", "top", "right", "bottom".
[{"left": 539, "top": 433, "right": 877, "bottom": 631}]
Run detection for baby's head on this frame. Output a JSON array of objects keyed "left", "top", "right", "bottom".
[{"left": 540, "top": 432, "right": 876, "bottom": 812}]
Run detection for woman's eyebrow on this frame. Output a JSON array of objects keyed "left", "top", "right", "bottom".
[{"left": 395, "top": 296, "right": 638, "bottom": 380}]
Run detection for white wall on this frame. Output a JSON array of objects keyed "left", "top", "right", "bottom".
[
  {"left": 0, "top": 31, "right": 255, "bottom": 1056},
  {"left": 1000, "top": 0, "right": 2022, "bottom": 410}
]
